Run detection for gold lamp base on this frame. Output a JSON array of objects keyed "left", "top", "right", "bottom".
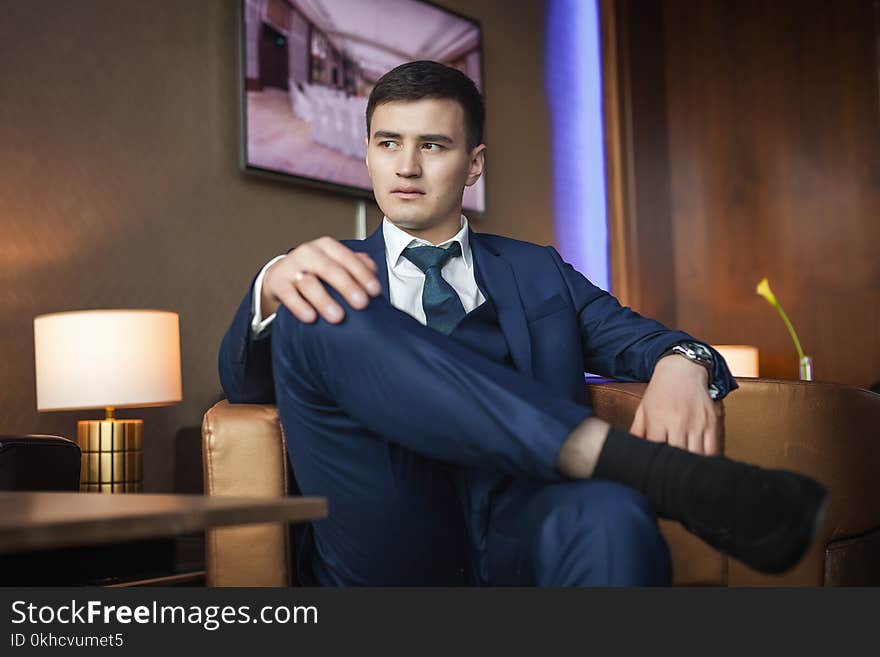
[{"left": 77, "top": 408, "right": 143, "bottom": 493}]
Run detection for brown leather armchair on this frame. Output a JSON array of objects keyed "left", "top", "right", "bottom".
[{"left": 202, "top": 379, "right": 880, "bottom": 586}]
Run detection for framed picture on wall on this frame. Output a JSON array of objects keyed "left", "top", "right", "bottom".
[{"left": 238, "top": 0, "right": 486, "bottom": 213}]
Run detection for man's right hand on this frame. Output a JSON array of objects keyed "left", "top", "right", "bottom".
[{"left": 261, "top": 236, "right": 382, "bottom": 324}]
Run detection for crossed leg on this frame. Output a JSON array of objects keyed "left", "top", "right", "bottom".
[{"left": 488, "top": 479, "right": 671, "bottom": 586}]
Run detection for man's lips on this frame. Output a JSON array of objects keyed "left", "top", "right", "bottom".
[{"left": 391, "top": 189, "right": 425, "bottom": 199}]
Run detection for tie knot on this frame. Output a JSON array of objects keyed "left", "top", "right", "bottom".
[{"left": 402, "top": 242, "right": 462, "bottom": 273}]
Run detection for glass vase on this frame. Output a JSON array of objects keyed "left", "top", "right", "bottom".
[{"left": 799, "top": 355, "right": 813, "bottom": 381}]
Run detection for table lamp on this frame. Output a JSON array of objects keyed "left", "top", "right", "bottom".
[
  {"left": 711, "top": 344, "right": 759, "bottom": 378},
  {"left": 34, "top": 310, "right": 182, "bottom": 493}
]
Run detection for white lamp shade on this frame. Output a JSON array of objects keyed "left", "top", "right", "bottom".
[
  {"left": 34, "top": 310, "right": 182, "bottom": 411},
  {"left": 712, "top": 344, "right": 759, "bottom": 378}
]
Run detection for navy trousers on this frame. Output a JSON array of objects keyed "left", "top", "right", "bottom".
[{"left": 270, "top": 294, "right": 671, "bottom": 586}]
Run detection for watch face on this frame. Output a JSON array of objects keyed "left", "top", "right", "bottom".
[{"left": 678, "top": 342, "right": 713, "bottom": 366}]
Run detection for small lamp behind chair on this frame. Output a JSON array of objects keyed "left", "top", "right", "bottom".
[
  {"left": 711, "top": 344, "right": 759, "bottom": 378},
  {"left": 34, "top": 310, "right": 182, "bottom": 493}
]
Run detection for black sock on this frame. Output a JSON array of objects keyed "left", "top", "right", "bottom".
[
  {"left": 592, "top": 425, "right": 829, "bottom": 573},
  {"left": 592, "top": 426, "right": 692, "bottom": 521},
  {"left": 593, "top": 426, "right": 788, "bottom": 530}
]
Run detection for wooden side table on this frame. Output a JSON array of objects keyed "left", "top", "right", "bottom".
[{"left": 0, "top": 492, "right": 327, "bottom": 586}]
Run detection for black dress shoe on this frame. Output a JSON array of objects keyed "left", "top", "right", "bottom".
[{"left": 677, "top": 458, "right": 829, "bottom": 574}]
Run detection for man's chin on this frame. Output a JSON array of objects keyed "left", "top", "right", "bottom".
[
  {"left": 382, "top": 206, "right": 431, "bottom": 229},
  {"left": 386, "top": 216, "right": 430, "bottom": 231}
]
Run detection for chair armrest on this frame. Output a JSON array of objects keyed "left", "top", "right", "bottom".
[
  {"left": 0, "top": 434, "right": 81, "bottom": 492},
  {"left": 202, "top": 401, "right": 287, "bottom": 497},
  {"left": 202, "top": 400, "right": 290, "bottom": 586}
]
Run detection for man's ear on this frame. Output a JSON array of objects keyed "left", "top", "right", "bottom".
[
  {"left": 465, "top": 144, "right": 487, "bottom": 187},
  {"left": 364, "top": 137, "right": 370, "bottom": 171}
]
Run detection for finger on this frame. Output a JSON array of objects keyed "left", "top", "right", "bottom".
[
  {"left": 713, "top": 402, "right": 725, "bottom": 455},
  {"left": 305, "top": 248, "right": 371, "bottom": 310},
  {"left": 356, "top": 252, "right": 378, "bottom": 272},
  {"left": 703, "top": 411, "right": 721, "bottom": 455},
  {"left": 318, "top": 238, "right": 382, "bottom": 297},
  {"left": 703, "top": 427, "right": 719, "bottom": 456},
  {"left": 665, "top": 425, "right": 686, "bottom": 449},
  {"left": 687, "top": 429, "right": 705, "bottom": 455},
  {"left": 644, "top": 417, "right": 668, "bottom": 444},
  {"left": 630, "top": 405, "right": 646, "bottom": 437},
  {"left": 275, "top": 284, "right": 317, "bottom": 323},
  {"left": 644, "top": 410, "right": 669, "bottom": 443},
  {"left": 295, "top": 273, "right": 345, "bottom": 323}
]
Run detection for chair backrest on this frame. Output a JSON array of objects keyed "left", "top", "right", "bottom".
[{"left": 0, "top": 434, "right": 81, "bottom": 491}]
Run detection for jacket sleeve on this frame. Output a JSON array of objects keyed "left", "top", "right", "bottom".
[
  {"left": 218, "top": 272, "right": 276, "bottom": 404},
  {"left": 546, "top": 246, "right": 737, "bottom": 398}
]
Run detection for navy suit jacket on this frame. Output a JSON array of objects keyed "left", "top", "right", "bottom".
[{"left": 220, "top": 226, "right": 736, "bottom": 408}]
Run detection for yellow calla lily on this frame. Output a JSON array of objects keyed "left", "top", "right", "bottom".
[
  {"left": 755, "top": 278, "right": 777, "bottom": 306},
  {"left": 756, "top": 278, "right": 804, "bottom": 361}
]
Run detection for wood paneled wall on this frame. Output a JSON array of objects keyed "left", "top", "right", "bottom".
[{"left": 605, "top": 0, "right": 880, "bottom": 387}]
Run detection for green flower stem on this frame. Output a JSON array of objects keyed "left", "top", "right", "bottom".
[{"left": 773, "top": 303, "right": 804, "bottom": 361}]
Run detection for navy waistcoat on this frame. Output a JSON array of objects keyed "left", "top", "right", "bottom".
[{"left": 446, "top": 293, "right": 518, "bottom": 585}]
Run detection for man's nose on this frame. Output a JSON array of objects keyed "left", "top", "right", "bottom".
[{"left": 396, "top": 147, "right": 421, "bottom": 177}]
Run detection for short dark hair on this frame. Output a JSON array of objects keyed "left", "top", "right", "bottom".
[{"left": 366, "top": 60, "right": 485, "bottom": 150}]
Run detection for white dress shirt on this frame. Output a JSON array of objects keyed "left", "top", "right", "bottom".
[{"left": 251, "top": 215, "right": 485, "bottom": 336}]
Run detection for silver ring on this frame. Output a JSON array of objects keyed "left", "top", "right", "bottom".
[{"left": 293, "top": 269, "right": 309, "bottom": 283}]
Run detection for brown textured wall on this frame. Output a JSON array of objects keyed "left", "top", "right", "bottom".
[{"left": 0, "top": 0, "right": 553, "bottom": 492}]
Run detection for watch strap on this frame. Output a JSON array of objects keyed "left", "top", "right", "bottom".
[{"left": 660, "top": 342, "right": 720, "bottom": 400}]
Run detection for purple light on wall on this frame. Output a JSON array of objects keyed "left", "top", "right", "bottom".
[{"left": 545, "top": 0, "right": 610, "bottom": 291}]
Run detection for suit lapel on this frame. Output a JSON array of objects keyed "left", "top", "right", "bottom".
[
  {"left": 354, "top": 226, "right": 390, "bottom": 302},
  {"left": 471, "top": 233, "right": 533, "bottom": 377}
]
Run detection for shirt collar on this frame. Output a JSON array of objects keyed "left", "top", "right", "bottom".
[{"left": 382, "top": 215, "right": 473, "bottom": 270}]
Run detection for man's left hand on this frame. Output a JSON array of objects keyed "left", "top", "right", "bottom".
[{"left": 629, "top": 355, "right": 722, "bottom": 455}]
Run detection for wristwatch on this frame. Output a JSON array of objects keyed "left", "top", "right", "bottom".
[{"left": 660, "top": 341, "right": 721, "bottom": 400}]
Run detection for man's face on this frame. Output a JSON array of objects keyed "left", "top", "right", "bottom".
[{"left": 365, "top": 98, "right": 485, "bottom": 238}]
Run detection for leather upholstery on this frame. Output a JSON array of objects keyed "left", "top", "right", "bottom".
[
  {"left": 722, "top": 380, "right": 880, "bottom": 586},
  {"left": 0, "top": 434, "right": 81, "bottom": 492},
  {"left": 201, "top": 379, "right": 880, "bottom": 586},
  {"left": 201, "top": 402, "right": 291, "bottom": 587}
]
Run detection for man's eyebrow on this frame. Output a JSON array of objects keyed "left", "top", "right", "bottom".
[
  {"left": 372, "top": 130, "right": 454, "bottom": 144},
  {"left": 418, "top": 134, "right": 454, "bottom": 144}
]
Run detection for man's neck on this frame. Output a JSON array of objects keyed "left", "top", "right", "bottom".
[{"left": 392, "top": 214, "right": 463, "bottom": 246}]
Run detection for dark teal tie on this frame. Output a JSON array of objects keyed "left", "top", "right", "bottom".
[{"left": 402, "top": 242, "right": 467, "bottom": 335}]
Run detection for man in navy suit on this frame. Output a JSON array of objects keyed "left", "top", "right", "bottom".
[{"left": 220, "top": 61, "right": 826, "bottom": 586}]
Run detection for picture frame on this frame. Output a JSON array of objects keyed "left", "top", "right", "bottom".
[{"left": 238, "top": 0, "right": 486, "bottom": 213}]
